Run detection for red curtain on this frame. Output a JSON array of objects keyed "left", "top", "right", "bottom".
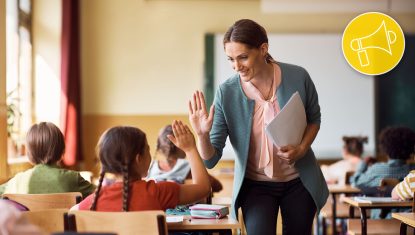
[{"left": 61, "top": 0, "right": 81, "bottom": 166}]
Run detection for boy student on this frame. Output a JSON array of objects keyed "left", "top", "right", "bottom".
[
  {"left": 0, "top": 122, "right": 95, "bottom": 198},
  {"left": 350, "top": 126, "right": 415, "bottom": 188}
]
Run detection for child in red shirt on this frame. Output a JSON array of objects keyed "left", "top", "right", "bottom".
[{"left": 73, "top": 120, "right": 211, "bottom": 211}]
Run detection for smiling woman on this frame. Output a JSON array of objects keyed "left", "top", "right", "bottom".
[
  {"left": 190, "top": 19, "right": 328, "bottom": 235},
  {"left": 212, "top": 33, "right": 375, "bottom": 160}
]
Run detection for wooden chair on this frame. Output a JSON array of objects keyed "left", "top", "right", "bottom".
[
  {"left": 2, "top": 192, "right": 82, "bottom": 211},
  {"left": 345, "top": 170, "right": 356, "bottom": 185},
  {"left": 65, "top": 210, "right": 168, "bottom": 235},
  {"left": 21, "top": 208, "right": 69, "bottom": 233}
]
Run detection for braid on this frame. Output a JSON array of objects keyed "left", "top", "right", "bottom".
[
  {"left": 90, "top": 170, "right": 105, "bottom": 211},
  {"left": 122, "top": 162, "right": 130, "bottom": 212}
]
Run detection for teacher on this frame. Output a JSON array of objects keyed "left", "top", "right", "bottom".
[{"left": 188, "top": 19, "right": 328, "bottom": 234}]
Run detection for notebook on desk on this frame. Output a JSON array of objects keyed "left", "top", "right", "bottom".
[
  {"left": 353, "top": 196, "right": 402, "bottom": 204},
  {"left": 189, "top": 204, "right": 229, "bottom": 219}
]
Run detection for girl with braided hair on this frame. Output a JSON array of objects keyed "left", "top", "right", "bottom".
[{"left": 72, "top": 120, "right": 211, "bottom": 211}]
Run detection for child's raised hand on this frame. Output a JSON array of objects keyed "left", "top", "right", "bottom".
[{"left": 167, "top": 120, "right": 196, "bottom": 153}]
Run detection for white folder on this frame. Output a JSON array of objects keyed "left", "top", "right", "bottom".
[{"left": 265, "top": 91, "right": 307, "bottom": 147}]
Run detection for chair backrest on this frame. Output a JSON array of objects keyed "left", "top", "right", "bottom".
[
  {"left": 378, "top": 178, "right": 400, "bottom": 197},
  {"left": 21, "top": 208, "right": 68, "bottom": 233},
  {"left": 66, "top": 210, "right": 168, "bottom": 235},
  {"left": 344, "top": 170, "right": 355, "bottom": 185},
  {"left": 379, "top": 178, "right": 400, "bottom": 188},
  {"left": 2, "top": 192, "right": 82, "bottom": 211}
]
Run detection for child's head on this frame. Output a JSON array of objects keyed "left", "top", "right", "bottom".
[
  {"left": 342, "top": 136, "right": 368, "bottom": 157},
  {"left": 156, "top": 125, "right": 185, "bottom": 159},
  {"left": 92, "top": 126, "right": 150, "bottom": 211},
  {"left": 379, "top": 126, "right": 415, "bottom": 160},
  {"left": 26, "top": 122, "right": 65, "bottom": 165}
]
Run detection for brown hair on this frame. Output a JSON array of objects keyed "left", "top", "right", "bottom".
[
  {"left": 26, "top": 122, "right": 65, "bottom": 165},
  {"left": 342, "top": 136, "right": 368, "bottom": 157},
  {"left": 223, "top": 19, "right": 276, "bottom": 63},
  {"left": 156, "top": 125, "right": 179, "bottom": 157},
  {"left": 90, "top": 126, "right": 147, "bottom": 212}
]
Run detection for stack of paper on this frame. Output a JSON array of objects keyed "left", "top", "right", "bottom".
[
  {"left": 189, "top": 204, "right": 229, "bottom": 219},
  {"left": 265, "top": 91, "right": 306, "bottom": 147},
  {"left": 353, "top": 196, "right": 401, "bottom": 204},
  {"left": 166, "top": 215, "right": 184, "bottom": 223}
]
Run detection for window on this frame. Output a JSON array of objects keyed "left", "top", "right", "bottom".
[{"left": 6, "top": 0, "right": 33, "bottom": 158}]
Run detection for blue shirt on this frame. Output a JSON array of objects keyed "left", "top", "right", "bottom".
[{"left": 350, "top": 159, "right": 415, "bottom": 188}]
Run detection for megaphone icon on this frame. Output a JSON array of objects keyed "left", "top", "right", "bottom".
[{"left": 350, "top": 21, "right": 397, "bottom": 67}]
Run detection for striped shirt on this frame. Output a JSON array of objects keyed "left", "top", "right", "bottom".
[{"left": 394, "top": 170, "right": 415, "bottom": 200}]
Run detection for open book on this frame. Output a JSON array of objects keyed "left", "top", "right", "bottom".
[
  {"left": 265, "top": 91, "right": 306, "bottom": 147},
  {"left": 353, "top": 196, "right": 402, "bottom": 204}
]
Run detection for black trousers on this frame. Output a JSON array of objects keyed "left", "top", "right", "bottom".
[{"left": 238, "top": 177, "right": 316, "bottom": 235}]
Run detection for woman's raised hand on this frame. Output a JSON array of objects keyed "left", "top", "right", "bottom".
[
  {"left": 167, "top": 120, "right": 196, "bottom": 153},
  {"left": 188, "top": 90, "right": 214, "bottom": 136}
]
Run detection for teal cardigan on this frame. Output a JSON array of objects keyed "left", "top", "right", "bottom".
[{"left": 205, "top": 62, "right": 329, "bottom": 218}]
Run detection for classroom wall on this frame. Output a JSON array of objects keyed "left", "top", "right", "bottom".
[{"left": 80, "top": 0, "right": 415, "bottom": 171}]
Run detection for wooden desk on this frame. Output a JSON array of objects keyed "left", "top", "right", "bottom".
[
  {"left": 343, "top": 197, "right": 412, "bottom": 235},
  {"left": 167, "top": 215, "right": 241, "bottom": 235},
  {"left": 392, "top": 212, "right": 415, "bottom": 235},
  {"left": 326, "top": 185, "right": 361, "bottom": 235}
]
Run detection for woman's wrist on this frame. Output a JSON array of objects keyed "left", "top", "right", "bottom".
[
  {"left": 298, "top": 144, "right": 307, "bottom": 157},
  {"left": 197, "top": 132, "right": 210, "bottom": 139}
]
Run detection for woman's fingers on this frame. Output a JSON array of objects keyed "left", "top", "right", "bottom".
[
  {"left": 192, "top": 93, "right": 198, "bottom": 112},
  {"left": 195, "top": 91, "right": 201, "bottom": 111},
  {"left": 188, "top": 100, "right": 194, "bottom": 115},
  {"left": 208, "top": 105, "right": 215, "bottom": 122},
  {"left": 199, "top": 91, "right": 207, "bottom": 113}
]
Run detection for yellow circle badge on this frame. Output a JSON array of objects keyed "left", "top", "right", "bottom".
[{"left": 342, "top": 12, "right": 405, "bottom": 75}]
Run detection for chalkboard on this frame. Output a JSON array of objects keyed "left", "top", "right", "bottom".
[
  {"left": 376, "top": 35, "right": 415, "bottom": 138},
  {"left": 205, "top": 33, "right": 376, "bottom": 159}
]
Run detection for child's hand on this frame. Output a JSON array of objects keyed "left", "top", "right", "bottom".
[{"left": 168, "top": 120, "right": 197, "bottom": 153}]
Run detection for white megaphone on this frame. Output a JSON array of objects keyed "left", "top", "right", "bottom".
[{"left": 350, "top": 21, "right": 397, "bottom": 67}]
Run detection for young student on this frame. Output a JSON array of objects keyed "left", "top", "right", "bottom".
[
  {"left": 321, "top": 136, "right": 368, "bottom": 184},
  {"left": 147, "top": 124, "right": 223, "bottom": 193},
  {"left": 392, "top": 170, "right": 415, "bottom": 200},
  {"left": 350, "top": 126, "right": 415, "bottom": 219},
  {"left": 0, "top": 122, "right": 95, "bottom": 198},
  {"left": 350, "top": 126, "right": 415, "bottom": 188},
  {"left": 73, "top": 120, "right": 211, "bottom": 211}
]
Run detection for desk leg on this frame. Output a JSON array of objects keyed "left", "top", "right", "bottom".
[
  {"left": 400, "top": 222, "right": 407, "bottom": 235},
  {"left": 360, "top": 208, "right": 367, "bottom": 235},
  {"left": 331, "top": 193, "right": 337, "bottom": 235},
  {"left": 349, "top": 205, "right": 355, "bottom": 218}
]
